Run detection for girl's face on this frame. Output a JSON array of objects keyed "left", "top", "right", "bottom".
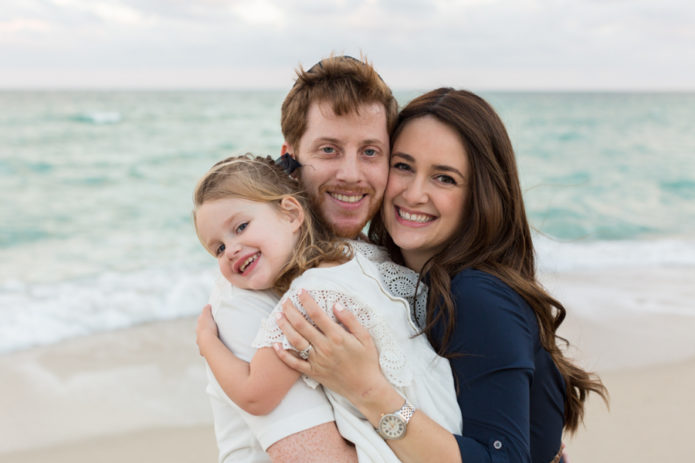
[
  {"left": 383, "top": 116, "right": 469, "bottom": 272},
  {"left": 196, "top": 197, "right": 303, "bottom": 290}
]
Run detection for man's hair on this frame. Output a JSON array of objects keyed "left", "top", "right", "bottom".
[
  {"left": 193, "top": 154, "right": 351, "bottom": 294},
  {"left": 281, "top": 55, "right": 398, "bottom": 150}
]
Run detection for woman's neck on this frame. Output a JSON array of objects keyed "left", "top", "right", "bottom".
[{"left": 402, "top": 249, "right": 431, "bottom": 274}]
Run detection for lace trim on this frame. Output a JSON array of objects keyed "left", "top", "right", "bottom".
[
  {"left": 252, "top": 288, "right": 412, "bottom": 388},
  {"left": 349, "top": 240, "right": 428, "bottom": 329}
]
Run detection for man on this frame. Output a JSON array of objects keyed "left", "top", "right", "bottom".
[
  {"left": 201, "top": 55, "right": 398, "bottom": 462},
  {"left": 280, "top": 56, "right": 397, "bottom": 238}
]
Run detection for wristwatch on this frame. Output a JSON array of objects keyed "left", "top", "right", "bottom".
[{"left": 376, "top": 399, "right": 416, "bottom": 440}]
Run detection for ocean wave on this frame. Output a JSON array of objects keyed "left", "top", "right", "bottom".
[
  {"left": 535, "top": 235, "right": 695, "bottom": 272},
  {"left": 69, "top": 111, "right": 122, "bottom": 124},
  {"left": 0, "top": 266, "right": 215, "bottom": 354},
  {"left": 2, "top": 237, "right": 694, "bottom": 353}
]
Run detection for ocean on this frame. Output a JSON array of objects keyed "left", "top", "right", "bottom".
[{"left": 1, "top": 90, "right": 694, "bottom": 353}]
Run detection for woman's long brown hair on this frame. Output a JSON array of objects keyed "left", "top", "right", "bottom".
[{"left": 369, "top": 88, "right": 607, "bottom": 432}]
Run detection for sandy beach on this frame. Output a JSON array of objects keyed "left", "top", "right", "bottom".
[{"left": 2, "top": 270, "right": 694, "bottom": 462}]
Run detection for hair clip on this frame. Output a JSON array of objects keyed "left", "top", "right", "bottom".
[{"left": 275, "top": 153, "right": 302, "bottom": 175}]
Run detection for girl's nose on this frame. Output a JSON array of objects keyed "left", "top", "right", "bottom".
[{"left": 224, "top": 242, "right": 241, "bottom": 259}]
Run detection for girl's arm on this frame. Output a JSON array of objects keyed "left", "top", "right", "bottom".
[
  {"left": 273, "top": 291, "right": 463, "bottom": 463},
  {"left": 197, "top": 305, "right": 300, "bottom": 416}
]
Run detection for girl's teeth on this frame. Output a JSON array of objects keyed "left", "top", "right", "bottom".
[{"left": 240, "top": 253, "right": 258, "bottom": 272}]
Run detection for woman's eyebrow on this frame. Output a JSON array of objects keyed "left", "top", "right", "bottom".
[
  {"left": 391, "top": 152, "right": 414, "bottom": 161},
  {"left": 432, "top": 164, "right": 465, "bottom": 178},
  {"left": 392, "top": 152, "right": 464, "bottom": 178}
]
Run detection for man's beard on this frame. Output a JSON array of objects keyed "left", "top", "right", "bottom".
[{"left": 310, "top": 184, "right": 381, "bottom": 239}]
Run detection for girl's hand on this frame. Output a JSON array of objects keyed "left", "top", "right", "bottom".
[
  {"left": 196, "top": 304, "right": 219, "bottom": 357},
  {"left": 272, "top": 290, "right": 389, "bottom": 407}
]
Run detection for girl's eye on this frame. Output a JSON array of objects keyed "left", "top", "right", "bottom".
[
  {"left": 215, "top": 243, "right": 226, "bottom": 257},
  {"left": 435, "top": 174, "right": 457, "bottom": 185},
  {"left": 235, "top": 222, "right": 248, "bottom": 233}
]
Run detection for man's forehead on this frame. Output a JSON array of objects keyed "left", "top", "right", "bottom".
[
  {"left": 310, "top": 99, "right": 387, "bottom": 122},
  {"left": 293, "top": 100, "right": 390, "bottom": 153}
]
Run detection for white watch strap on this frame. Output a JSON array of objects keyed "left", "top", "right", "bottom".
[{"left": 397, "top": 400, "right": 415, "bottom": 423}]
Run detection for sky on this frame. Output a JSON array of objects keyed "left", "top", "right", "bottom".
[{"left": 1, "top": 0, "right": 694, "bottom": 90}]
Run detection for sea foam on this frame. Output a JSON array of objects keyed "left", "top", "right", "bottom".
[{"left": 0, "top": 265, "right": 215, "bottom": 353}]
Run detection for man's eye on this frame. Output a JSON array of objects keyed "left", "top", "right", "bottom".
[
  {"left": 320, "top": 146, "right": 335, "bottom": 154},
  {"left": 215, "top": 243, "right": 225, "bottom": 256},
  {"left": 364, "top": 148, "right": 377, "bottom": 157},
  {"left": 236, "top": 222, "right": 248, "bottom": 233}
]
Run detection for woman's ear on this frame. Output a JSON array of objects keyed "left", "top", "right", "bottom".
[{"left": 279, "top": 196, "right": 305, "bottom": 233}]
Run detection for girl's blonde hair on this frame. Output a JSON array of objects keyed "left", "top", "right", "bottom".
[{"left": 193, "top": 154, "right": 351, "bottom": 295}]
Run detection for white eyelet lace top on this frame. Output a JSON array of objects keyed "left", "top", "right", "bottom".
[{"left": 252, "top": 241, "right": 462, "bottom": 461}]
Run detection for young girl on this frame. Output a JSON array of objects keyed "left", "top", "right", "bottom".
[{"left": 193, "top": 154, "right": 461, "bottom": 462}]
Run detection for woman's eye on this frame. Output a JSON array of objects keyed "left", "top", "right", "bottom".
[
  {"left": 435, "top": 174, "right": 456, "bottom": 185},
  {"left": 392, "top": 162, "right": 411, "bottom": 171},
  {"left": 235, "top": 222, "right": 248, "bottom": 233},
  {"left": 215, "top": 243, "right": 225, "bottom": 256}
]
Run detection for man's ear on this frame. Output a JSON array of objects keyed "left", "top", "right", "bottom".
[
  {"left": 279, "top": 196, "right": 304, "bottom": 233},
  {"left": 281, "top": 142, "right": 295, "bottom": 158}
]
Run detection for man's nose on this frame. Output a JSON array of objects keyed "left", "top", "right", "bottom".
[{"left": 335, "top": 153, "right": 361, "bottom": 183}]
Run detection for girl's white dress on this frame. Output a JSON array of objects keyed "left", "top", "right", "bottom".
[{"left": 253, "top": 241, "right": 462, "bottom": 463}]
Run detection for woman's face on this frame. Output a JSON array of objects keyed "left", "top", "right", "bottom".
[{"left": 383, "top": 115, "right": 469, "bottom": 272}]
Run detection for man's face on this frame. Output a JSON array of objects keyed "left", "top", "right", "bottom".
[{"left": 285, "top": 101, "right": 389, "bottom": 238}]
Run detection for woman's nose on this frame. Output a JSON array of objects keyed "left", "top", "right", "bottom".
[{"left": 401, "top": 176, "right": 428, "bottom": 204}]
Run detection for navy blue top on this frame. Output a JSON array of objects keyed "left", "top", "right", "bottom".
[{"left": 430, "top": 269, "right": 565, "bottom": 463}]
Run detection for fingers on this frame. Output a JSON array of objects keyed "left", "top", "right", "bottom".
[
  {"left": 281, "top": 295, "right": 326, "bottom": 348},
  {"left": 199, "top": 304, "right": 213, "bottom": 322},
  {"left": 196, "top": 304, "right": 218, "bottom": 356},
  {"left": 332, "top": 302, "right": 372, "bottom": 346},
  {"left": 273, "top": 343, "right": 312, "bottom": 375},
  {"left": 296, "top": 290, "right": 347, "bottom": 343},
  {"left": 276, "top": 306, "right": 309, "bottom": 351}
]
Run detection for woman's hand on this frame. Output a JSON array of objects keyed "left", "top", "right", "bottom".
[
  {"left": 272, "top": 290, "right": 390, "bottom": 408},
  {"left": 275, "top": 291, "right": 462, "bottom": 463},
  {"left": 196, "top": 304, "right": 219, "bottom": 357}
]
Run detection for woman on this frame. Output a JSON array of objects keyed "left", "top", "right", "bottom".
[{"left": 274, "top": 88, "right": 607, "bottom": 463}]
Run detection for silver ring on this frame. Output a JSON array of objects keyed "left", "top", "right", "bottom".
[{"left": 298, "top": 344, "right": 313, "bottom": 360}]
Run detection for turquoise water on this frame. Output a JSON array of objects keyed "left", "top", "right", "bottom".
[{"left": 1, "top": 90, "right": 694, "bottom": 352}]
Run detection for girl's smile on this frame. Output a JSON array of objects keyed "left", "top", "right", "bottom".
[{"left": 195, "top": 197, "right": 302, "bottom": 291}]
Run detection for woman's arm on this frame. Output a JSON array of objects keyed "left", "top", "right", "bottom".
[
  {"left": 275, "top": 275, "right": 555, "bottom": 463},
  {"left": 273, "top": 290, "right": 463, "bottom": 463},
  {"left": 197, "top": 305, "right": 300, "bottom": 415}
]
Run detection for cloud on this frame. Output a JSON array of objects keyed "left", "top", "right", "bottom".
[{"left": 0, "top": 0, "right": 693, "bottom": 89}]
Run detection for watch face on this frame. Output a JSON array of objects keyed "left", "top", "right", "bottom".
[{"left": 379, "top": 414, "right": 406, "bottom": 439}]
